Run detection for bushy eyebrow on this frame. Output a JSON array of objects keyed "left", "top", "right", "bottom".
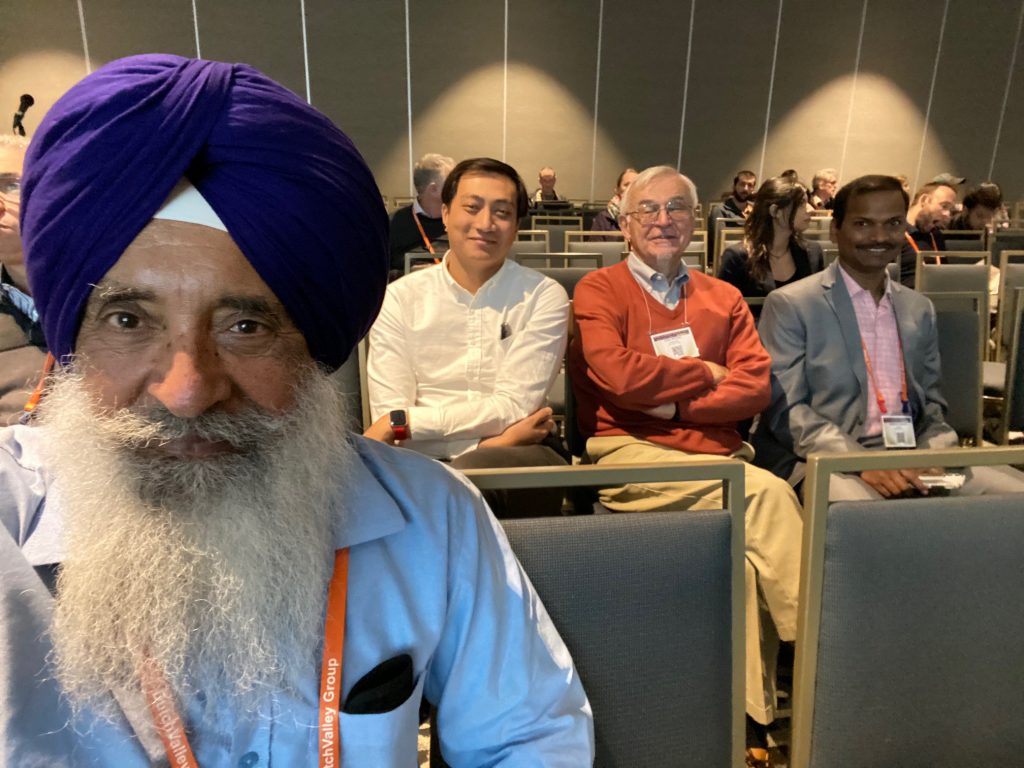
[
  {"left": 88, "top": 282, "right": 283, "bottom": 317},
  {"left": 89, "top": 283, "right": 156, "bottom": 308},
  {"left": 218, "top": 295, "right": 283, "bottom": 318}
]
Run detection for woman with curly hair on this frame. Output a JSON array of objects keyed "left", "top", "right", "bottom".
[{"left": 717, "top": 176, "right": 823, "bottom": 316}]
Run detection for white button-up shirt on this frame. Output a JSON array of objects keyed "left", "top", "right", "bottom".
[{"left": 368, "top": 253, "right": 569, "bottom": 458}]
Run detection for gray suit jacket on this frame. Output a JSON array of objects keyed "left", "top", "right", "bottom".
[{"left": 752, "top": 261, "right": 957, "bottom": 481}]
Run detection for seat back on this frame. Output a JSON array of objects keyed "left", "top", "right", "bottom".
[
  {"left": 513, "top": 252, "right": 601, "bottom": 269},
  {"left": 514, "top": 229, "right": 551, "bottom": 253},
  {"left": 530, "top": 266, "right": 594, "bottom": 299},
  {"left": 792, "top": 446, "right": 1024, "bottom": 768},
  {"left": 991, "top": 229, "right": 1024, "bottom": 268},
  {"left": 916, "top": 262, "right": 990, "bottom": 314},
  {"left": 566, "top": 238, "right": 626, "bottom": 267},
  {"left": 1001, "top": 286, "right": 1024, "bottom": 438},
  {"left": 941, "top": 229, "right": 987, "bottom": 251},
  {"left": 531, "top": 215, "right": 584, "bottom": 251},
  {"left": 404, "top": 249, "right": 438, "bottom": 274},
  {"left": 922, "top": 291, "right": 985, "bottom": 445},
  {"left": 686, "top": 229, "right": 709, "bottom": 272},
  {"left": 994, "top": 253, "right": 1024, "bottom": 360},
  {"left": 713, "top": 227, "right": 745, "bottom": 277},
  {"left": 503, "top": 512, "right": 734, "bottom": 767},
  {"left": 463, "top": 461, "right": 746, "bottom": 767}
]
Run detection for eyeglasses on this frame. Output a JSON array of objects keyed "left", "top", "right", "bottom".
[
  {"left": 626, "top": 198, "right": 694, "bottom": 224},
  {"left": 0, "top": 174, "right": 20, "bottom": 197}
]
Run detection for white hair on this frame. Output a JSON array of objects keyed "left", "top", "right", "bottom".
[
  {"left": 413, "top": 153, "right": 455, "bottom": 193},
  {"left": 813, "top": 168, "right": 838, "bottom": 188},
  {"left": 41, "top": 366, "right": 355, "bottom": 720},
  {"left": 620, "top": 165, "right": 699, "bottom": 218}
]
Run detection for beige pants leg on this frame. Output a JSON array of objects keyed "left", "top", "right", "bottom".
[{"left": 587, "top": 435, "right": 803, "bottom": 724}]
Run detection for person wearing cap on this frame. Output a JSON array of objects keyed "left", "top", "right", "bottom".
[
  {"left": 896, "top": 181, "right": 958, "bottom": 287},
  {"left": 0, "top": 54, "right": 592, "bottom": 767}
]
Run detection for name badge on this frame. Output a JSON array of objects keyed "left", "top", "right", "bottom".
[
  {"left": 650, "top": 327, "right": 700, "bottom": 359},
  {"left": 881, "top": 414, "right": 916, "bottom": 449}
]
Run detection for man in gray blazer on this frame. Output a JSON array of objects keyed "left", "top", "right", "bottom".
[{"left": 754, "top": 174, "right": 1024, "bottom": 500}]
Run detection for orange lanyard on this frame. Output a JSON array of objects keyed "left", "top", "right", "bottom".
[
  {"left": 860, "top": 335, "right": 909, "bottom": 415},
  {"left": 142, "top": 548, "right": 350, "bottom": 768},
  {"left": 903, "top": 231, "right": 939, "bottom": 260},
  {"left": 412, "top": 211, "right": 441, "bottom": 264},
  {"left": 20, "top": 352, "right": 55, "bottom": 421}
]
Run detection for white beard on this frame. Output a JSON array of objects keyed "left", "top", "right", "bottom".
[{"left": 38, "top": 368, "right": 355, "bottom": 719}]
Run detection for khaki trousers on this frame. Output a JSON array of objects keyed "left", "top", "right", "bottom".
[{"left": 586, "top": 435, "right": 803, "bottom": 724}]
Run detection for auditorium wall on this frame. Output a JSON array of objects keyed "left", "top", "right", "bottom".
[{"left": 1, "top": 0, "right": 1022, "bottom": 202}]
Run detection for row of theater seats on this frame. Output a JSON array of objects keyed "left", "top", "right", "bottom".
[
  {"left": 455, "top": 446, "right": 1024, "bottom": 768},
  {"left": 367, "top": 244, "right": 1024, "bottom": 764}
]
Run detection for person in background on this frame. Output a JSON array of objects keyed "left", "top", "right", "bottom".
[
  {"left": 366, "top": 157, "right": 570, "bottom": 518},
  {"left": 0, "top": 135, "right": 47, "bottom": 426},
  {"left": 809, "top": 168, "right": 838, "bottom": 210},
  {"left": 755, "top": 174, "right": 1024, "bottom": 500},
  {"left": 897, "top": 181, "right": 957, "bottom": 287},
  {"left": 388, "top": 152, "right": 454, "bottom": 276},
  {"left": 948, "top": 182, "right": 1003, "bottom": 233},
  {"left": 718, "top": 176, "right": 823, "bottom": 314},
  {"left": 591, "top": 167, "right": 638, "bottom": 236},
  {"left": 570, "top": 164, "right": 802, "bottom": 767},
  {"left": 532, "top": 166, "right": 566, "bottom": 203}
]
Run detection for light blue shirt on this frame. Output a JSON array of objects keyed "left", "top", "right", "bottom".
[
  {"left": 626, "top": 252, "right": 690, "bottom": 309},
  {"left": 0, "top": 280, "right": 38, "bottom": 323},
  {"left": 0, "top": 426, "right": 593, "bottom": 767}
]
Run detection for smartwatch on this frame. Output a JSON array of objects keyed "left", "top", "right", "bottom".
[{"left": 389, "top": 409, "right": 410, "bottom": 441}]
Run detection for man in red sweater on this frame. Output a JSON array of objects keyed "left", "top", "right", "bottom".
[{"left": 570, "top": 165, "right": 803, "bottom": 758}]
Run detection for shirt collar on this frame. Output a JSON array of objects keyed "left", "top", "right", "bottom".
[
  {"left": 333, "top": 437, "right": 408, "bottom": 550},
  {"left": 412, "top": 199, "right": 442, "bottom": 221},
  {"left": 837, "top": 262, "right": 892, "bottom": 302},
  {"left": 626, "top": 252, "right": 689, "bottom": 290},
  {"left": 439, "top": 250, "right": 511, "bottom": 299}
]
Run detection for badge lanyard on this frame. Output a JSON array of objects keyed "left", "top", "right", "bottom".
[
  {"left": 141, "top": 548, "right": 351, "bottom": 768},
  {"left": 412, "top": 211, "right": 442, "bottom": 264},
  {"left": 635, "top": 270, "right": 688, "bottom": 334},
  {"left": 634, "top": 271, "right": 701, "bottom": 359},
  {"left": 903, "top": 231, "right": 939, "bottom": 262},
  {"left": 20, "top": 352, "right": 55, "bottom": 423},
  {"left": 860, "top": 336, "right": 909, "bottom": 417}
]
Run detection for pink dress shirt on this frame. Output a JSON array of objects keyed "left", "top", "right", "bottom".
[{"left": 838, "top": 266, "right": 906, "bottom": 438}]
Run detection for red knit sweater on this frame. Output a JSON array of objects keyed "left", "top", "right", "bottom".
[{"left": 569, "top": 261, "right": 771, "bottom": 455}]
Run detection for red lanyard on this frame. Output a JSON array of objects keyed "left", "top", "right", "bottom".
[
  {"left": 903, "top": 231, "right": 939, "bottom": 260},
  {"left": 860, "top": 334, "right": 909, "bottom": 415},
  {"left": 412, "top": 211, "right": 441, "bottom": 264},
  {"left": 142, "top": 548, "right": 350, "bottom": 768}
]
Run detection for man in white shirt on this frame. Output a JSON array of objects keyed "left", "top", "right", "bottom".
[{"left": 365, "top": 157, "right": 570, "bottom": 516}]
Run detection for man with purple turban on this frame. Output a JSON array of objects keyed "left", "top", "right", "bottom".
[{"left": 0, "top": 54, "right": 592, "bottom": 767}]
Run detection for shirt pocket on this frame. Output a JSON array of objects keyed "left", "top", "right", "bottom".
[{"left": 338, "top": 672, "right": 424, "bottom": 767}]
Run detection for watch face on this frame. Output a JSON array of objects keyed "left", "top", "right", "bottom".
[{"left": 389, "top": 409, "right": 408, "bottom": 427}]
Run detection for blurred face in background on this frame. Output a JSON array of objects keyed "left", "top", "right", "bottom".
[
  {"left": 734, "top": 174, "right": 756, "bottom": 202},
  {"left": 0, "top": 142, "right": 26, "bottom": 289}
]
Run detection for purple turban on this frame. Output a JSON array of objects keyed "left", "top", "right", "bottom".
[{"left": 20, "top": 54, "right": 388, "bottom": 371}]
